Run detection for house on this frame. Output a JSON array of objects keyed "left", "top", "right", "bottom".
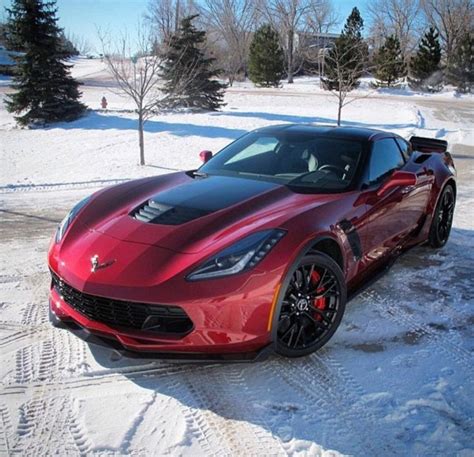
[
  {"left": 299, "top": 31, "right": 339, "bottom": 50},
  {"left": 297, "top": 32, "right": 340, "bottom": 78}
]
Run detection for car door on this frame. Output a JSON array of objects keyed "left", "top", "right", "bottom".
[
  {"left": 394, "top": 137, "right": 434, "bottom": 230},
  {"left": 360, "top": 138, "right": 415, "bottom": 267}
]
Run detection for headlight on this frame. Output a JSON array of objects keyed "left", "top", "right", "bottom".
[
  {"left": 187, "top": 229, "right": 286, "bottom": 281},
  {"left": 55, "top": 196, "right": 90, "bottom": 243}
]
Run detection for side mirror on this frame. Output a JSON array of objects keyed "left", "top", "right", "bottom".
[
  {"left": 199, "top": 150, "right": 213, "bottom": 163},
  {"left": 377, "top": 170, "right": 417, "bottom": 197}
]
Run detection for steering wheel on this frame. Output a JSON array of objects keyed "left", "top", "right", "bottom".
[{"left": 318, "top": 164, "right": 346, "bottom": 179}]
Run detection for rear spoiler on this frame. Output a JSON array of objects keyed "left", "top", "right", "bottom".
[{"left": 409, "top": 136, "right": 448, "bottom": 153}]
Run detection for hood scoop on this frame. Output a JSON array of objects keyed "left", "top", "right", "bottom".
[
  {"left": 130, "top": 200, "right": 210, "bottom": 225},
  {"left": 129, "top": 174, "right": 280, "bottom": 226}
]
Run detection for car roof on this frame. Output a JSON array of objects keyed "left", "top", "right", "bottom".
[{"left": 254, "top": 123, "right": 394, "bottom": 141}]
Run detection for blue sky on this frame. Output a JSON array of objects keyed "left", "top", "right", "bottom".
[{"left": 1, "top": 0, "right": 369, "bottom": 53}]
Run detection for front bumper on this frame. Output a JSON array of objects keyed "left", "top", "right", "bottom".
[
  {"left": 48, "top": 270, "right": 277, "bottom": 360},
  {"left": 49, "top": 303, "right": 272, "bottom": 362}
]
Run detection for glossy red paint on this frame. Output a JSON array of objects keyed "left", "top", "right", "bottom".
[
  {"left": 199, "top": 150, "right": 213, "bottom": 163},
  {"left": 376, "top": 171, "right": 417, "bottom": 197},
  {"left": 47, "top": 126, "right": 456, "bottom": 357}
]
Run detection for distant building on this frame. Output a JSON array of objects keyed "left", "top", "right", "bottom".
[
  {"left": 299, "top": 32, "right": 339, "bottom": 50},
  {"left": 297, "top": 32, "right": 340, "bottom": 79}
]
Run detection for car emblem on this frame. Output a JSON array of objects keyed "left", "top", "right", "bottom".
[
  {"left": 90, "top": 254, "right": 115, "bottom": 272},
  {"left": 296, "top": 298, "right": 309, "bottom": 311}
]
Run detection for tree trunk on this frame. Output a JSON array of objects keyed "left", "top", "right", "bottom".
[
  {"left": 287, "top": 30, "right": 294, "bottom": 84},
  {"left": 138, "top": 113, "right": 145, "bottom": 166},
  {"left": 337, "top": 99, "right": 342, "bottom": 126}
]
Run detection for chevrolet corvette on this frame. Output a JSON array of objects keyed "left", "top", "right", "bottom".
[{"left": 48, "top": 125, "right": 456, "bottom": 359}]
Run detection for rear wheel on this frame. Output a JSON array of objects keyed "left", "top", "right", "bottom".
[
  {"left": 275, "top": 253, "right": 346, "bottom": 358},
  {"left": 428, "top": 185, "right": 455, "bottom": 248}
]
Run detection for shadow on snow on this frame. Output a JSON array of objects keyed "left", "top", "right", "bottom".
[{"left": 49, "top": 111, "right": 246, "bottom": 139}]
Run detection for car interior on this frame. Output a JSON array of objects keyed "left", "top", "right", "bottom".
[{"left": 217, "top": 135, "right": 363, "bottom": 190}]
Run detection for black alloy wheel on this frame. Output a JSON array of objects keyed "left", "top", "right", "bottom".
[
  {"left": 276, "top": 253, "right": 346, "bottom": 357},
  {"left": 429, "top": 185, "right": 455, "bottom": 248}
]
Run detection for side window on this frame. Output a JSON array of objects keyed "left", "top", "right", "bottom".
[
  {"left": 368, "top": 139, "right": 405, "bottom": 185},
  {"left": 395, "top": 137, "right": 412, "bottom": 160}
]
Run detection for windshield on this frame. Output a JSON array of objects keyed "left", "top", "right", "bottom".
[{"left": 199, "top": 132, "right": 364, "bottom": 191}]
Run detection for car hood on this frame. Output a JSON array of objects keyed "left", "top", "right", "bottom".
[{"left": 73, "top": 172, "right": 338, "bottom": 254}]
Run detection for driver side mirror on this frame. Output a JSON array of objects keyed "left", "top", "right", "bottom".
[
  {"left": 199, "top": 150, "right": 213, "bottom": 163},
  {"left": 376, "top": 170, "right": 417, "bottom": 197}
]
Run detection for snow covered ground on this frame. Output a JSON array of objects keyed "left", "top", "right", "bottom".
[{"left": 0, "top": 58, "right": 473, "bottom": 456}]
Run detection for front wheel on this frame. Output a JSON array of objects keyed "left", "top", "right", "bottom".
[
  {"left": 428, "top": 184, "right": 455, "bottom": 248},
  {"left": 275, "top": 253, "right": 346, "bottom": 358}
]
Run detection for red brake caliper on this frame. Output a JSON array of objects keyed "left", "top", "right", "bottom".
[{"left": 311, "top": 270, "right": 327, "bottom": 321}]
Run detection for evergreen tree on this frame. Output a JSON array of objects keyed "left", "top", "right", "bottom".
[
  {"left": 248, "top": 24, "right": 285, "bottom": 87},
  {"left": 322, "top": 7, "right": 368, "bottom": 91},
  {"left": 408, "top": 27, "right": 442, "bottom": 91},
  {"left": 374, "top": 35, "right": 406, "bottom": 87},
  {"left": 59, "top": 32, "right": 79, "bottom": 57},
  {"left": 5, "top": 0, "right": 85, "bottom": 126},
  {"left": 161, "top": 15, "right": 225, "bottom": 110},
  {"left": 447, "top": 31, "right": 473, "bottom": 93}
]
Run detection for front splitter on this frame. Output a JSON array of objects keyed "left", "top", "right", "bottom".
[{"left": 49, "top": 306, "right": 273, "bottom": 363}]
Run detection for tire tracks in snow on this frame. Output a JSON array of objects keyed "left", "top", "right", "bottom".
[
  {"left": 0, "top": 303, "right": 50, "bottom": 351},
  {"left": 267, "top": 353, "right": 403, "bottom": 456},
  {"left": 1, "top": 362, "right": 215, "bottom": 398},
  {"left": 6, "top": 337, "right": 93, "bottom": 457},
  {"left": 12, "top": 395, "right": 92, "bottom": 456},
  {"left": 1, "top": 277, "right": 92, "bottom": 456},
  {"left": 178, "top": 366, "right": 287, "bottom": 456},
  {"left": 0, "top": 403, "right": 13, "bottom": 455},
  {"left": 360, "top": 289, "right": 474, "bottom": 376}
]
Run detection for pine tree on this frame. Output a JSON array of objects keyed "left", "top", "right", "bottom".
[
  {"left": 374, "top": 35, "right": 406, "bottom": 87},
  {"left": 447, "top": 32, "right": 473, "bottom": 93},
  {"left": 409, "top": 27, "right": 442, "bottom": 91},
  {"left": 5, "top": 0, "right": 86, "bottom": 126},
  {"left": 161, "top": 15, "right": 225, "bottom": 110},
  {"left": 248, "top": 24, "right": 285, "bottom": 87},
  {"left": 322, "top": 7, "right": 368, "bottom": 91}
]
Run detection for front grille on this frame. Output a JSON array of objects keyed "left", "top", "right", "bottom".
[
  {"left": 130, "top": 200, "right": 210, "bottom": 225},
  {"left": 51, "top": 273, "right": 193, "bottom": 336}
]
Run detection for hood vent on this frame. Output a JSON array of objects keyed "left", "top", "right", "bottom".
[{"left": 130, "top": 199, "right": 210, "bottom": 225}]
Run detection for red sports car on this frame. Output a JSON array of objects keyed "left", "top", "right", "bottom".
[{"left": 48, "top": 125, "right": 456, "bottom": 359}]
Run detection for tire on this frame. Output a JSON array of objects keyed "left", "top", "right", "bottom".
[
  {"left": 275, "top": 253, "right": 347, "bottom": 358},
  {"left": 428, "top": 184, "right": 455, "bottom": 248}
]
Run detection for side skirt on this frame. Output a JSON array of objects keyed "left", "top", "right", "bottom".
[{"left": 347, "top": 237, "right": 427, "bottom": 301}]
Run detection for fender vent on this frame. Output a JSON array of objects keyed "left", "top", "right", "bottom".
[
  {"left": 339, "top": 219, "right": 362, "bottom": 260},
  {"left": 130, "top": 200, "right": 210, "bottom": 225}
]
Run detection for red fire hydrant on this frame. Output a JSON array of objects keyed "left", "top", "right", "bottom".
[{"left": 101, "top": 96, "right": 108, "bottom": 110}]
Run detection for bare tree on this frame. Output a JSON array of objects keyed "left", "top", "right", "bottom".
[
  {"left": 367, "top": 0, "right": 422, "bottom": 59},
  {"left": 318, "top": 39, "right": 371, "bottom": 125},
  {"left": 198, "top": 0, "right": 258, "bottom": 85},
  {"left": 421, "top": 0, "right": 473, "bottom": 65},
  {"left": 66, "top": 31, "right": 94, "bottom": 56},
  {"left": 145, "top": 0, "right": 197, "bottom": 46},
  {"left": 99, "top": 26, "right": 192, "bottom": 165},
  {"left": 258, "top": 0, "right": 322, "bottom": 83},
  {"left": 305, "top": 0, "right": 339, "bottom": 34}
]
